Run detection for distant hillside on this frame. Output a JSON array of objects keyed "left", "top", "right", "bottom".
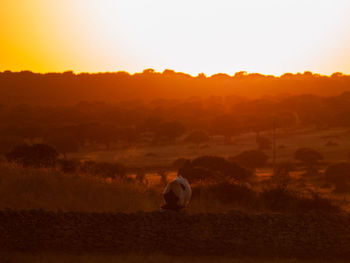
[{"left": 0, "top": 70, "right": 350, "bottom": 105}]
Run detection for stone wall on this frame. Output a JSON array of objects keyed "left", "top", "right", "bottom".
[{"left": 0, "top": 210, "right": 349, "bottom": 259}]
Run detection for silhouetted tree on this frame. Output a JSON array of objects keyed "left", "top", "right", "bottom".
[
  {"left": 153, "top": 121, "right": 186, "bottom": 143},
  {"left": 294, "top": 148, "right": 323, "bottom": 173},
  {"left": 271, "top": 161, "right": 295, "bottom": 188},
  {"left": 210, "top": 115, "right": 239, "bottom": 142},
  {"left": 231, "top": 150, "right": 268, "bottom": 171}
]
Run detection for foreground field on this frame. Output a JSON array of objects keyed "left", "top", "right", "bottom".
[
  {"left": 1, "top": 210, "right": 350, "bottom": 260},
  {"left": 0, "top": 164, "right": 345, "bottom": 213},
  {"left": 1, "top": 252, "right": 348, "bottom": 263}
]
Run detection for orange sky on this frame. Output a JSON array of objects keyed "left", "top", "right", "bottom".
[{"left": 1, "top": 0, "right": 350, "bottom": 76}]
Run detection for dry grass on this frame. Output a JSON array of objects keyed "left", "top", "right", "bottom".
[
  {"left": 0, "top": 163, "right": 344, "bottom": 214},
  {"left": 0, "top": 164, "right": 160, "bottom": 212}
]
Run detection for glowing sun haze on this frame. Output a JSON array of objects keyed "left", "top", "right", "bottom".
[{"left": 1, "top": 0, "right": 350, "bottom": 76}]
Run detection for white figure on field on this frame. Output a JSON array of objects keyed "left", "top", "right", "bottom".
[{"left": 161, "top": 174, "right": 191, "bottom": 211}]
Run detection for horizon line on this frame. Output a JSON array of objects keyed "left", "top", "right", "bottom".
[{"left": 0, "top": 69, "right": 348, "bottom": 78}]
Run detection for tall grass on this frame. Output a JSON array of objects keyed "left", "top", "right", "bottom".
[
  {"left": 0, "top": 163, "right": 342, "bottom": 213},
  {"left": 0, "top": 164, "right": 160, "bottom": 212}
]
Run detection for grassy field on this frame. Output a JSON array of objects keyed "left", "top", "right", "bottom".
[
  {"left": 0, "top": 164, "right": 160, "bottom": 212},
  {"left": 1, "top": 128, "right": 350, "bottom": 261},
  {"left": 70, "top": 127, "right": 350, "bottom": 167},
  {"left": 0, "top": 162, "right": 347, "bottom": 213}
]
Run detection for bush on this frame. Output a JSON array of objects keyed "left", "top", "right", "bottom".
[
  {"left": 259, "top": 187, "right": 299, "bottom": 212},
  {"left": 172, "top": 157, "right": 190, "bottom": 169},
  {"left": 5, "top": 143, "right": 58, "bottom": 168},
  {"left": 56, "top": 159, "right": 80, "bottom": 173},
  {"left": 324, "top": 162, "right": 350, "bottom": 193},
  {"left": 297, "top": 192, "right": 341, "bottom": 214},
  {"left": 192, "top": 156, "right": 231, "bottom": 172},
  {"left": 294, "top": 148, "right": 323, "bottom": 169},
  {"left": 271, "top": 162, "right": 295, "bottom": 187},
  {"left": 180, "top": 166, "right": 217, "bottom": 184},
  {"left": 226, "top": 162, "right": 254, "bottom": 183},
  {"left": 193, "top": 183, "right": 256, "bottom": 205},
  {"left": 230, "top": 150, "right": 268, "bottom": 170},
  {"left": 179, "top": 156, "right": 253, "bottom": 183},
  {"left": 259, "top": 187, "right": 340, "bottom": 213}
]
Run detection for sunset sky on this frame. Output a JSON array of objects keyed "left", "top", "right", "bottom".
[{"left": 1, "top": 0, "right": 350, "bottom": 76}]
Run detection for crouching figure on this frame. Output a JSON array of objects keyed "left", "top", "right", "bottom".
[{"left": 161, "top": 174, "right": 191, "bottom": 211}]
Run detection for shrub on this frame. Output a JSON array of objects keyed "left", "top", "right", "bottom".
[
  {"left": 172, "top": 157, "right": 190, "bottom": 169},
  {"left": 230, "top": 150, "right": 268, "bottom": 170},
  {"left": 294, "top": 148, "right": 323, "bottom": 170},
  {"left": 226, "top": 162, "right": 254, "bottom": 183},
  {"left": 259, "top": 187, "right": 298, "bottom": 212},
  {"left": 186, "top": 167, "right": 218, "bottom": 184},
  {"left": 297, "top": 192, "right": 341, "bottom": 214},
  {"left": 192, "top": 156, "right": 231, "bottom": 172},
  {"left": 179, "top": 156, "right": 252, "bottom": 183},
  {"left": 56, "top": 159, "right": 80, "bottom": 173},
  {"left": 193, "top": 183, "right": 256, "bottom": 205},
  {"left": 259, "top": 187, "right": 341, "bottom": 213},
  {"left": 324, "top": 162, "right": 350, "bottom": 193},
  {"left": 5, "top": 143, "right": 58, "bottom": 168},
  {"left": 271, "top": 162, "right": 295, "bottom": 187}
]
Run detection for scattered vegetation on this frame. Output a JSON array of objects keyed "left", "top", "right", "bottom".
[
  {"left": 294, "top": 148, "right": 324, "bottom": 174},
  {"left": 179, "top": 156, "right": 253, "bottom": 184},
  {"left": 230, "top": 150, "right": 269, "bottom": 171}
]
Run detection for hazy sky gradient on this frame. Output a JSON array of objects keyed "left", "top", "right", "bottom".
[{"left": 1, "top": 0, "right": 350, "bottom": 75}]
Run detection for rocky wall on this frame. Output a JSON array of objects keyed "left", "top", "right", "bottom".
[{"left": 0, "top": 210, "right": 349, "bottom": 259}]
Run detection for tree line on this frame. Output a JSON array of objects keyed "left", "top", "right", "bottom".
[
  {"left": 0, "top": 70, "right": 349, "bottom": 106},
  {"left": 1, "top": 91, "right": 350, "bottom": 154}
]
